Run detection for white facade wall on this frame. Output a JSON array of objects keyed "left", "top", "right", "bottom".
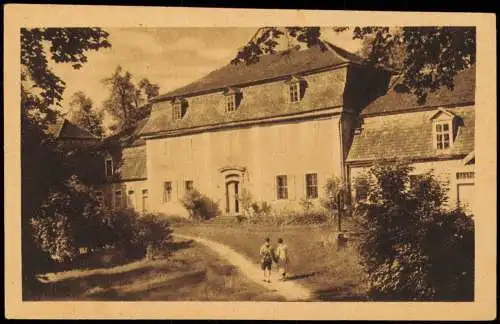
[{"left": 145, "top": 116, "right": 344, "bottom": 216}]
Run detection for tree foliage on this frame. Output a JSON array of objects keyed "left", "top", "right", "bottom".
[
  {"left": 354, "top": 161, "right": 474, "bottom": 300},
  {"left": 68, "top": 91, "right": 104, "bottom": 137},
  {"left": 21, "top": 28, "right": 111, "bottom": 286},
  {"left": 21, "top": 28, "right": 111, "bottom": 123},
  {"left": 231, "top": 27, "right": 475, "bottom": 104},
  {"left": 102, "top": 66, "right": 159, "bottom": 132}
]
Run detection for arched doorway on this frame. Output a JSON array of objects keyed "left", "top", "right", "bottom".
[
  {"left": 219, "top": 166, "right": 246, "bottom": 215},
  {"left": 225, "top": 179, "right": 240, "bottom": 214}
]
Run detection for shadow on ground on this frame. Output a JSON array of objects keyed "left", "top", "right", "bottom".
[{"left": 314, "top": 284, "right": 369, "bottom": 301}]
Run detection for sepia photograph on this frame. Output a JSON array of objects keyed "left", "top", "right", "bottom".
[{"left": 4, "top": 5, "right": 497, "bottom": 320}]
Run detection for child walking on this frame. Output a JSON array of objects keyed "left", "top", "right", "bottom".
[
  {"left": 275, "top": 238, "right": 289, "bottom": 281},
  {"left": 259, "top": 237, "right": 274, "bottom": 283}
]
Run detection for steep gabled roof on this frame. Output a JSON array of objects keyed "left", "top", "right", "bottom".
[
  {"left": 361, "top": 65, "right": 476, "bottom": 116},
  {"left": 46, "top": 118, "right": 98, "bottom": 139},
  {"left": 154, "top": 43, "right": 365, "bottom": 101}
]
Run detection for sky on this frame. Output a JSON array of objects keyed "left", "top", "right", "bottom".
[{"left": 49, "top": 27, "right": 363, "bottom": 126}]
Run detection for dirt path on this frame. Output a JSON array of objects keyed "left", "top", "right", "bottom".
[{"left": 173, "top": 233, "right": 313, "bottom": 301}]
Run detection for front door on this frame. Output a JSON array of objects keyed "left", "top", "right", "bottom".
[{"left": 225, "top": 181, "right": 240, "bottom": 214}]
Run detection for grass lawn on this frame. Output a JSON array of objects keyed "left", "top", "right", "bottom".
[
  {"left": 26, "top": 237, "right": 285, "bottom": 301},
  {"left": 174, "top": 222, "right": 369, "bottom": 301}
]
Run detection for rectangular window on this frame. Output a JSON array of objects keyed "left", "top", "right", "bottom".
[
  {"left": 185, "top": 180, "right": 194, "bottom": 193},
  {"left": 114, "top": 190, "right": 122, "bottom": 209},
  {"left": 105, "top": 158, "right": 113, "bottom": 177},
  {"left": 456, "top": 172, "right": 475, "bottom": 180},
  {"left": 142, "top": 189, "right": 148, "bottom": 213},
  {"left": 95, "top": 191, "right": 104, "bottom": 205},
  {"left": 163, "top": 181, "right": 172, "bottom": 203},
  {"left": 226, "top": 94, "right": 236, "bottom": 112},
  {"left": 289, "top": 82, "right": 300, "bottom": 103},
  {"left": 276, "top": 175, "right": 288, "bottom": 200},
  {"left": 435, "top": 122, "right": 452, "bottom": 150},
  {"left": 305, "top": 173, "right": 318, "bottom": 199},
  {"left": 173, "top": 102, "right": 182, "bottom": 120}
]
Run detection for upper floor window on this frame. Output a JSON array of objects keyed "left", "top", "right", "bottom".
[
  {"left": 430, "top": 108, "right": 458, "bottom": 151},
  {"left": 435, "top": 122, "right": 452, "bottom": 150},
  {"left": 226, "top": 94, "right": 236, "bottom": 112},
  {"left": 173, "top": 101, "right": 182, "bottom": 120},
  {"left": 105, "top": 158, "right": 113, "bottom": 177},
  {"left": 289, "top": 82, "right": 300, "bottom": 103},
  {"left": 276, "top": 175, "right": 288, "bottom": 200},
  {"left": 172, "top": 98, "right": 187, "bottom": 121},
  {"left": 163, "top": 181, "right": 173, "bottom": 203},
  {"left": 305, "top": 173, "right": 318, "bottom": 199}
]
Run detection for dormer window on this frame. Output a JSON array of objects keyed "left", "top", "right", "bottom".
[
  {"left": 430, "top": 108, "right": 458, "bottom": 152},
  {"left": 172, "top": 98, "right": 187, "bottom": 121},
  {"left": 285, "top": 75, "right": 305, "bottom": 103},
  {"left": 224, "top": 87, "right": 241, "bottom": 113},
  {"left": 226, "top": 94, "right": 236, "bottom": 112},
  {"left": 435, "top": 122, "right": 452, "bottom": 150},
  {"left": 289, "top": 82, "right": 300, "bottom": 103}
]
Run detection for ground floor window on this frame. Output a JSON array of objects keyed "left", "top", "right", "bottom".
[
  {"left": 306, "top": 173, "right": 318, "bottom": 199},
  {"left": 95, "top": 190, "right": 104, "bottom": 205},
  {"left": 185, "top": 180, "right": 194, "bottom": 193},
  {"left": 114, "top": 190, "right": 123, "bottom": 209},
  {"left": 142, "top": 189, "right": 149, "bottom": 213},
  {"left": 163, "top": 181, "right": 172, "bottom": 203},
  {"left": 276, "top": 175, "right": 288, "bottom": 200}
]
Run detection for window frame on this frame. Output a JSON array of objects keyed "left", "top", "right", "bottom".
[
  {"left": 289, "top": 81, "right": 300, "bottom": 103},
  {"left": 225, "top": 93, "right": 237, "bottom": 113},
  {"left": 163, "top": 181, "right": 173, "bottom": 203},
  {"left": 434, "top": 120, "right": 453, "bottom": 151},
  {"left": 185, "top": 180, "right": 194, "bottom": 193},
  {"left": 114, "top": 190, "right": 123, "bottom": 209},
  {"left": 105, "top": 158, "right": 114, "bottom": 177},
  {"left": 305, "top": 173, "right": 318, "bottom": 199},
  {"left": 276, "top": 175, "right": 288, "bottom": 200},
  {"left": 95, "top": 190, "right": 104, "bottom": 205}
]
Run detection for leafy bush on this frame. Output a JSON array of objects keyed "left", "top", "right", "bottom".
[
  {"left": 284, "top": 210, "right": 329, "bottom": 225},
  {"left": 354, "top": 161, "right": 474, "bottom": 300},
  {"left": 181, "top": 189, "right": 220, "bottom": 220},
  {"left": 320, "top": 176, "right": 343, "bottom": 214},
  {"left": 133, "top": 213, "right": 173, "bottom": 259},
  {"left": 31, "top": 176, "right": 112, "bottom": 262}
]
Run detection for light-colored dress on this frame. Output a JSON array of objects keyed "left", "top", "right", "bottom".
[{"left": 275, "top": 243, "right": 289, "bottom": 275}]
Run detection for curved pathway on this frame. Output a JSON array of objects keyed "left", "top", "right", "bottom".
[{"left": 173, "top": 233, "right": 313, "bottom": 301}]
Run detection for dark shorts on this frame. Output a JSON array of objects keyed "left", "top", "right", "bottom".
[{"left": 261, "top": 259, "right": 272, "bottom": 270}]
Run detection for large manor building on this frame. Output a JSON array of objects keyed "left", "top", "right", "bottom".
[{"left": 94, "top": 44, "right": 476, "bottom": 217}]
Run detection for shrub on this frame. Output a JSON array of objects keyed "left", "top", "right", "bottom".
[
  {"left": 320, "top": 176, "right": 344, "bottom": 215},
  {"left": 133, "top": 213, "right": 173, "bottom": 259},
  {"left": 181, "top": 189, "right": 220, "bottom": 220},
  {"left": 355, "top": 161, "right": 474, "bottom": 300},
  {"left": 283, "top": 210, "right": 329, "bottom": 225},
  {"left": 31, "top": 176, "right": 111, "bottom": 263}
]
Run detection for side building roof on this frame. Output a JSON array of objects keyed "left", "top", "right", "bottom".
[{"left": 347, "top": 66, "right": 476, "bottom": 164}]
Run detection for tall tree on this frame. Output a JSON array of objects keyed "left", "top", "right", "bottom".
[
  {"left": 21, "top": 28, "right": 111, "bottom": 290},
  {"left": 102, "top": 66, "right": 160, "bottom": 132},
  {"left": 68, "top": 91, "right": 104, "bottom": 137},
  {"left": 231, "top": 27, "right": 475, "bottom": 104}
]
